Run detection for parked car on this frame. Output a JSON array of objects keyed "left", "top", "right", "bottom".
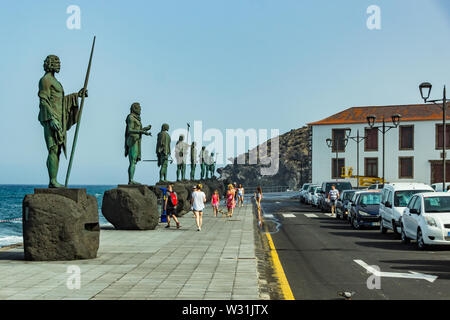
[
  {"left": 367, "top": 183, "right": 384, "bottom": 190},
  {"left": 305, "top": 185, "right": 319, "bottom": 204},
  {"left": 336, "top": 190, "right": 356, "bottom": 220},
  {"left": 349, "top": 190, "right": 382, "bottom": 229},
  {"left": 431, "top": 182, "right": 450, "bottom": 192},
  {"left": 299, "top": 183, "right": 312, "bottom": 203},
  {"left": 400, "top": 192, "right": 450, "bottom": 249},
  {"left": 319, "top": 181, "right": 353, "bottom": 213},
  {"left": 379, "top": 183, "right": 435, "bottom": 235},
  {"left": 311, "top": 187, "right": 322, "bottom": 207}
]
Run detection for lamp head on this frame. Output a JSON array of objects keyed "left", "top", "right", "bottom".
[
  {"left": 419, "top": 82, "right": 432, "bottom": 102},
  {"left": 366, "top": 115, "right": 376, "bottom": 128},
  {"left": 392, "top": 114, "right": 401, "bottom": 127}
]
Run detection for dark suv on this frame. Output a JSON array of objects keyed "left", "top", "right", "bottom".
[{"left": 319, "top": 181, "right": 353, "bottom": 213}]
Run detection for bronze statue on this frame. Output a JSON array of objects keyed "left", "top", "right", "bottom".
[
  {"left": 38, "top": 55, "right": 87, "bottom": 188},
  {"left": 156, "top": 123, "right": 171, "bottom": 182},
  {"left": 125, "top": 103, "right": 151, "bottom": 185},
  {"left": 190, "top": 142, "right": 197, "bottom": 180},
  {"left": 199, "top": 146, "right": 208, "bottom": 180},
  {"left": 175, "top": 134, "right": 188, "bottom": 181},
  {"left": 209, "top": 152, "right": 216, "bottom": 179}
]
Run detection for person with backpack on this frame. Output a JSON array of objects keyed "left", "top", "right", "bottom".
[{"left": 164, "top": 184, "right": 181, "bottom": 229}]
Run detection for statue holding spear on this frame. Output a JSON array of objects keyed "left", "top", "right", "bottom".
[{"left": 38, "top": 37, "right": 95, "bottom": 188}]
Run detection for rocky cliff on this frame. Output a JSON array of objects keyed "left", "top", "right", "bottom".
[{"left": 217, "top": 126, "right": 311, "bottom": 190}]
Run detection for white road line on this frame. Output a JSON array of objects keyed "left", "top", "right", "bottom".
[
  {"left": 282, "top": 214, "right": 296, "bottom": 218},
  {"left": 324, "top": 213, "right": 334, "bottom": 217},
  {"left": 304, "top": 214, "right": 319, "bottom": 218},
  {"left": 354, "top": 259, "right": 438, "bottom": 283},
  {"left": 263, "top": 214, "right": 274, "bottom": 218}
]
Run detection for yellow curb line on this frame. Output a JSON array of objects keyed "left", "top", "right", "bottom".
[{"left": 265, "top": 229, "right": 295, "bottom": 300}]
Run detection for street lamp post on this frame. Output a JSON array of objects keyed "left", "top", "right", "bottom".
[
  {"left": 419, "top": 82, "right": 448, "bottom": 192},
  {"left": 345, "top": 129, "right": 369, "bottom": 189},
  {"left": 366, "top": 114, "right": 402, "bottom": 184},
  {"left": 326, "top": 135, "right": 349, "bottom": 181}
]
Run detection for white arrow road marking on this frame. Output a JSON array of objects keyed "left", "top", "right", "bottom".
[
  {"left": 282, "top": 214, "right": 296, "bottom": 218},
  {"left": 354, "top": 259, "right": 438, "bottom": 283},
  {"left": 304, "top": 214, "right": 319, "bottom": 218}
]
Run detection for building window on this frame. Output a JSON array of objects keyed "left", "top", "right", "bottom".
[
  {"left": 399, "top": 125, "right": 414, "bottom": 150},
  {"left": 332, "top": 129, "right": 347, "bottom": 152},
  {"left": 332, "top": 158, "right": 345, "bottom": 179},
  {"left": 436, "top": 124, "right": 450, "bottom": 149},
  {"left": 365, "top": 128, "right": 378, "bottom": 151},
  {"left": 364, "top": 158, "right": 378, "bottom": 178},
  {"left": 399, "top": 157, "right": 414, "bottom": 179}
]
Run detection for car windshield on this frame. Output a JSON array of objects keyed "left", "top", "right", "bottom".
[
  {"left": 424, "top": 196, "right": 450, "bottom": 213},
  {"left": 310, "top": 187, "right": 317, "bottom": 194},
  {"left": 325, "top": 183, "right": 352, "bottom": 193},
  {"left": 394, "top": 190, "right": 432, "bottom": 207},
  {"left": 343, "top": 191, "right": 355, "bottom": 201},
  {"left": 359, "top": 193, "right": 381, "bottom": 205},
  {"left": 303, "top": 184, "right": 310, "bottom": 191}
]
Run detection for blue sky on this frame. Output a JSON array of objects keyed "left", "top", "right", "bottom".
[{"left": 1, "top": 0, "right": 450, "bottom": 184}]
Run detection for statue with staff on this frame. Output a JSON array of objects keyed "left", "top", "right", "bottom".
[
  {"left": 125, "top": 102, "right": 151, "bottom": 185},
  {"left": 38, "top": 37, "right": 95, "bottom": 188}
]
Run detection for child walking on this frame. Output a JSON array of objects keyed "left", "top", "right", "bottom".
[{"left": 211, "top": 189, "right": 220, "bottom": 217}]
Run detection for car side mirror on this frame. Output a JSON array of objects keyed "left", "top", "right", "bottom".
[
  {"left": 410, "top": 208, "right": 419, "bottom": 214},
  {"left": 385, "top": 201, "right": 392, "bottom": 208}
]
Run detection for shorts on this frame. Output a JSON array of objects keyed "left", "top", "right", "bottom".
[
  {"left": 212, "top": 203, "right": 219, "bottom": 208},
  {"left": 167, "top": 208, "right": 176, "bottom": 216},
  {"left": 330, "top": 199, "right": 336, "bottom": 205}
]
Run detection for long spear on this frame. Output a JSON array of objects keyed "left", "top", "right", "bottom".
[{"left": 65, "top": 36, "right": 96, "bottom": 187}]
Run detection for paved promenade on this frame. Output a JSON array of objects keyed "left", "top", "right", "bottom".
[{"left": 0, "top": 203, "right": 262, "bottom": 300}]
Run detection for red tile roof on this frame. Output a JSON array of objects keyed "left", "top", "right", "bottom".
[{"left": 308, "top": 104, "right": 448, "bottom": 126}]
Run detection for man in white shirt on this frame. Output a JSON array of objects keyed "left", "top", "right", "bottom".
[
  {"left": 328, "top": 185, "right": 340, "bottom": 216},
  {"left": 191, "top": 184, "right": 206, "bottom": 231}
]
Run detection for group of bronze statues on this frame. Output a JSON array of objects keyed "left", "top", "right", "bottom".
[{"left": 38, "top": 54, "right": 217, "bottom": 188}]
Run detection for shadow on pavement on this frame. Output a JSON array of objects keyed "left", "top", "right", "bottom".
[
  {"left": 380, "top": 259, "right": 450, "bottom": 280},
  {"left": 354, "top": 241, "right": 416, "bottom": 251},
  {"left": 0, "top": 251, "right": 24, "bottom": 261},
  {"left": 330, "top": 231, "right": 399, "bottom": 241}
]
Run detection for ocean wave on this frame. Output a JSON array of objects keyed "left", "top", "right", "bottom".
[{"left": 0, "top": 236, "right": 22, "bottom": 247}]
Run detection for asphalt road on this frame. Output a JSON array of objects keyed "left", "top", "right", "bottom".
[{"left": 261, "top": 195, "right": 450, "bottom": 300}]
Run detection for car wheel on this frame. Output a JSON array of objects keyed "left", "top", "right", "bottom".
[
  {"left": 392, "top": 220, "right": 399, "bottom": 235},
  {"left": 380, "top": 219, "right": 387, "bottom": 234},
  {"left": 417, "top": 229, "right": 427, "bottom": 250},
  {"left": 400, "top": 225, "right": 410, "bottom": 244},
  {"left": 353, "top": 217, "right": 361, "bottom": 230}
]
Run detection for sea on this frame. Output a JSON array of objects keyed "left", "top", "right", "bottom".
[{"left": 0, "top": 185, "right": 115, "bottom": 248}]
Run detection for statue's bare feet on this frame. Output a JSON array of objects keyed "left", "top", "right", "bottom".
[
  {"left": 49, "top": 181, "right": 64, "bottom": 188},
  {"left": 128, "top": 180, "right": 141, "bottom": 185}
]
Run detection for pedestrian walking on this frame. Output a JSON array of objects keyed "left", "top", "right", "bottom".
[
  {"left": 238, "top": 184, "right": 245, "bottom": 207},
  {"left": 191, "top": 183, "right": 206, "bottom": 231},
  {"left": 211, "top": 189, "right": 220, "bottom": 217},
  {"left": 255, "top": 186, "right": 263, "bottom": 228},
  {"left": 328, "top": 185, "right": 340, "bottom": 216},
  {"left": 226, "top": 184, "right": 236, "bottom": 217},
  {"left": 234, "top": 182, "right": 239, "bottom": 203},
  {"left": 164, "top": 184, "right": 181, "bottom": 229}
]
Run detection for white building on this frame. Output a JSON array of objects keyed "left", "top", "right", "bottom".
[{"left": 308, "top": 104, "right": 450, "bottom": 186}]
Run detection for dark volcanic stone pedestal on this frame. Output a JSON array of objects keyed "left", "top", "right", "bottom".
[
  {"left": 22, "top": 188, "right": 100, "bottom": 261},
  {"left": 101, "top": 185, "right": 158, "bottom": 230}
]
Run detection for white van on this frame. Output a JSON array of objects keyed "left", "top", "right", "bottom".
[
  {"left": 379, "top": 182, "right": 435, "bottom": 234},
  {"left": 431, "top": 182, "right": 450, "bottom": 192}
]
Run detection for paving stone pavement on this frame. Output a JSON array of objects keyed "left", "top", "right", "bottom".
[{"left": 0, "top": 202, "right": 261, "bottom": 300}]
